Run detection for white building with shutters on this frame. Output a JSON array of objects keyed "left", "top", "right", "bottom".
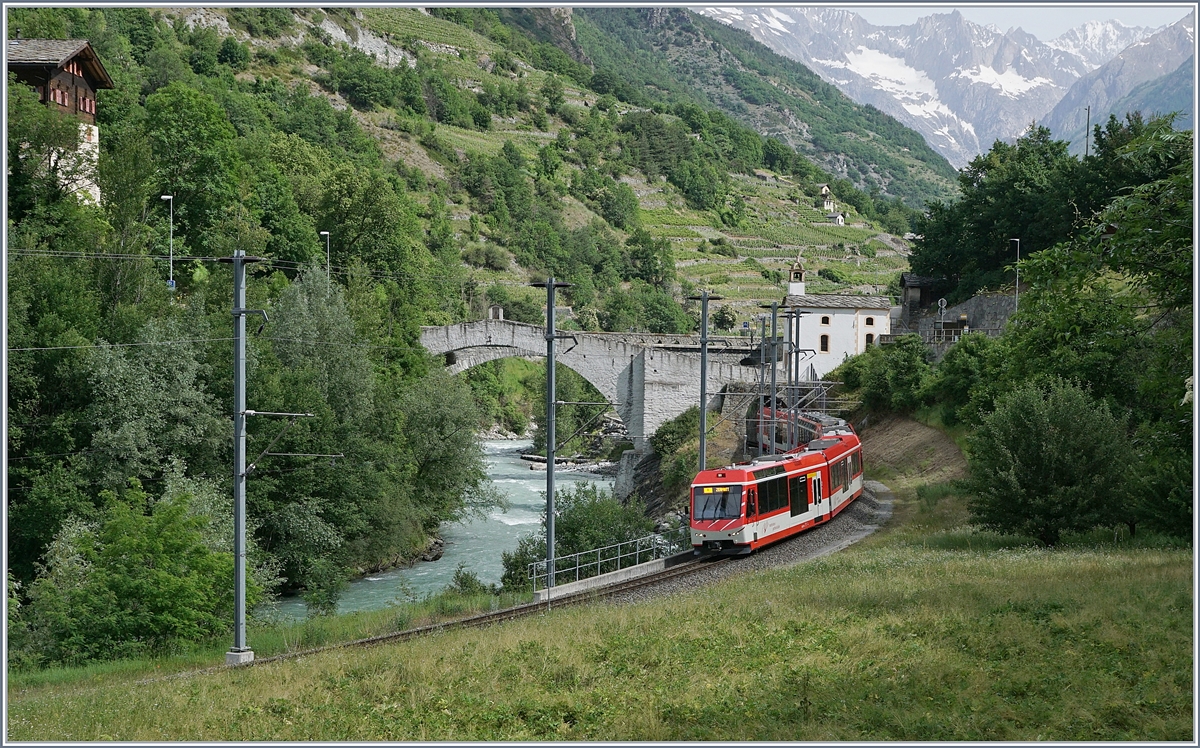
[{"left": 783, "top": 257, "right": 891, "bottom": 379}]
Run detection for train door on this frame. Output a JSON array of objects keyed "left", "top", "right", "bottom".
[
  {"left": 745, "top": 487, "right": 758, "bottom": 542},
  {"left": 811, "top": 474, "right": 824, "bottom": 520}
]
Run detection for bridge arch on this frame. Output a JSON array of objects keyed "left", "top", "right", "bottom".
[{"left": 420, "top": 319, "right": 759, "bottom": 452}]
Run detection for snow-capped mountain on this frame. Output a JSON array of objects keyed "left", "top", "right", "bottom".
[
  {"left": 1041, "top": 14, "right": 1195, "bottom": 153},
  {"left": 1045, "top": 20, "right": 1164, "bottom": 72},
  {"left": 694, "top": 7, "right": 1165, "bottom": 168}
]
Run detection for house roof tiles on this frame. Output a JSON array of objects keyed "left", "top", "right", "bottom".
[
  {"left": 785, "top": 294, "right": 892, "bottom": 310},
  {"left": 7, "top": 38, "right": 114, "bottom": 88}
]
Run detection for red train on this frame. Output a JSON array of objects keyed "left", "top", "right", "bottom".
[{"left": 690, "top": 413, "right": 864, "bottom": 555}]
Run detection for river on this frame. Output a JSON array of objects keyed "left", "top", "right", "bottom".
[{"left": 266, "top": 439, "right": 611, "bottom": 620}]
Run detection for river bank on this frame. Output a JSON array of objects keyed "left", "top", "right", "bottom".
[{"left": 264, "top": 439, "right": 611, "bottom": 619}]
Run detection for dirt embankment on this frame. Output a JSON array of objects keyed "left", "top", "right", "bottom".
[{"left": 857, "top": 414, "right": 967, "bottom": 486}]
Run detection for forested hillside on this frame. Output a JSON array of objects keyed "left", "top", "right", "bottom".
[
  {"left": 6, "top": 5, "right": 952, "bottom": 667},
  {"left": 847, "top": 112, "right": 1192, "bottom": 543},
  {"left": 572, "top": 8, "right": 959, "bottom": 208}
]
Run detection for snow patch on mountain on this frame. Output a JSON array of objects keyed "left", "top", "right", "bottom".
[{"left": 955, "top": 66, "right": 1055, "bottom": 97}]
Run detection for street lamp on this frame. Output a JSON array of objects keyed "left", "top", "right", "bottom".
[
  {"left": 1010, "top": 238, "right": 1020, "bottom": 311},
  {"left": 161, "top": 195, "right": 174, "bottom": 290},
  {"left": 319, "top": 231, "right": 331, "bottom": 280}
]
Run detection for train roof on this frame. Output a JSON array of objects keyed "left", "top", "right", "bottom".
[{"left": 693, "top": 429, "right": 860, "bottom": 484}]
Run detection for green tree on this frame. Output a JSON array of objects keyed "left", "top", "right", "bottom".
[
  {"left": 964, "top": 380, "right": 1126, "bottom": 546},
  {"left": 500, "top": 483, "right": 654, "bottom": 591},
  {"left": 144, "top": 81, "right": 238, "bottom": 246},
  {"left": 912, "top": 125, "right": 1077, "bottom": 301},
  {"left": 711, "top": 305, "right": 737, "bottom": 332},
  {"left": 20, "top": 482, "right": 248, "bottom": 665}
]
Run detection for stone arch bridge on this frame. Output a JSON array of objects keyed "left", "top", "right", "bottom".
[{"left": 420, "top": 319, "right": 759, "bottom": 452}]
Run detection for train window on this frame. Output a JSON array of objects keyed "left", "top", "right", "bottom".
[
  {"left": 758, "top": 476, "right": 787, "bottom": 514},
  {"left": 693, "top": 485, "right": 743, "bottom": 520},
  {"left": 789, "top": 475, "right": 808, "bottom": 516}
]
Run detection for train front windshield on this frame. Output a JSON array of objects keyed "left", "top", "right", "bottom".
[{"left": 692, "top": 485, "right": 743, "bottom": 521}]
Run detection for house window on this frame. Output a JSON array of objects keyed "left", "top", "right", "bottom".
[
  {"left": 866, "top": 333, "right": 874, "bottom": 346},
  {"left": 866, "top": 317, "right": 874, "bottom": 326},
  {"left": 820, "top": 316, "right": 830, "bottom": 325},
  {"left": 820, "top": 335, "right": 829, "bottom": 352}
]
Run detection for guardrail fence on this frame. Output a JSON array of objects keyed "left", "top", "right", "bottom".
[{"left": 529, "top": 526, "right": 690, "bottom": 592}]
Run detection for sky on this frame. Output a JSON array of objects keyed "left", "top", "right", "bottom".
[{"left": 831, "top": 5, "right": 1194, "bottom": 41}]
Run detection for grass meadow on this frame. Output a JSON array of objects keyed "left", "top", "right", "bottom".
[{"left": 8, "top": 455, "right": 1192, "bottom": 741}]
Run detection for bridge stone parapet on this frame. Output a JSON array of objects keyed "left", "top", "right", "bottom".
[{"left": 420, "top": 320, "right": 761, "bottom": 452}]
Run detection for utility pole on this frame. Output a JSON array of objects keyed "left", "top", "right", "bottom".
[
  {"left": 320, "top": 231, "right": 331, "bottom": 280},
  {"left": 1010, "top": 238, "right": 1020, "bottom": 312},
  {"left": 160, "top": 194, "right": 174, "bottom": 290},
  {"left": 760, "top": 302, "right": 779, "bottom": 454},
  {"left": 689, "top": 290, "right": 723, "bottom": 471},
  {"left": 757, "top": 315, "right": 767, "bottom": 457},
  {"left": 1084, "top": 105, "right": 1091, "bottom": 158},
  {"left": 532, "top": 278, "right": 570, "bottom": 592},
  {"left": 220, "top": 248, "right": 264, "bottom": 666}
]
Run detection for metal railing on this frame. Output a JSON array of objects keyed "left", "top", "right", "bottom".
[
  {"left": 923, "top": 327, "right": 1003, "bottom": 344},
  {"left": 528, "top": 526, "right": 690, "bottom": 592}
]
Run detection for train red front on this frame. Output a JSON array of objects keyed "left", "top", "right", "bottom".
[{"left": 690, "top": 417, "right": 864, "bottom": 555}]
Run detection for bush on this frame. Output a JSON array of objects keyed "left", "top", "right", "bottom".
[
  {"left": 446, "top": 563, "right": 497, "bottom": 596},
  {"left": 649, "top": 405, "right": 700, "bottom": 456},
  {"left": 500, "top": 483, "right": 654, "bottom": 591},
  {"left": 461, "top": 243, "right": 510, "bottom": 271},
  {"left": 964, "top": 379, "right": 1126, "bottom": 546},
  {"left": 18, "top": 484, "right": 250, "bottom": 666},
  {"left": 818, "top": 266, "right": 849, "bottom": 284},
  {"left": 858, "top": 334, "right": 930, "bottom": 411}
]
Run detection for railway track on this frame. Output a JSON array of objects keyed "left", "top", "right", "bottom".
[
  {"left": 133, "top": 486, "right": 889, "bottom": 685},
  {"left": 250, "top": 554, "right": 732, "bottom": 668}
]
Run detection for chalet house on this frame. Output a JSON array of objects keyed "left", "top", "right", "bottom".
[
  {"left": 826, "top": 212, "right": 845, "bottom": 226},
  {"left": 7, "top": 37, "right": 114, "bottom": 202},
  {"left": 783, "top": 255, "right": 892, "bottom": 378},
  {"left": 815, "top": 183, "right": 831, "bottom": 197}
]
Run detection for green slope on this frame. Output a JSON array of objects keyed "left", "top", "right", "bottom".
[{"left": 573, "top": 8, "right": 959, "bottom": 208}]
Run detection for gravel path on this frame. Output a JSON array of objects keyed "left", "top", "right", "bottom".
[{"left": 607, "top": 480, "right": 894, "bottom": 605}]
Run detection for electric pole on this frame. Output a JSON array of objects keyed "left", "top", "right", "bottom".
[
  {"left": 532, "top": 277, "right": 571, "bottom": 592},
  {"left": 689, "top": 290, "right": 723, "bottom": 471},
  {"left": 760, "top": 302, "right": 779, "bottom": 454},
  {"left": 220, "top": 249, "right": 264, "bottom": 666}
]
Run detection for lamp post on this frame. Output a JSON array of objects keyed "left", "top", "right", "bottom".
[
  {"left": 1010, "top": 238, "right": 1020, "bottom": 311},
  {"left": 320, "top": 231, "right": 331, "bottom": 280},
  {"left": 160, "top": 194, "right": 174, "bottom": 290},
  {"left": 688, "top": 290, "right": 723, "bottom": 471}
]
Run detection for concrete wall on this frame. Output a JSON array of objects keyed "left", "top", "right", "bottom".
[{"left": 918, "top": 293, "right": 1016, "bottom": 336}]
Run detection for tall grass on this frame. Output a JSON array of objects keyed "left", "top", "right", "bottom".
[{"left": 10, "top": 538, "right": 1190, "bottom": 741}]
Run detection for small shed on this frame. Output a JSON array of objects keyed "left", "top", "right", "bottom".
[
  {"left": 826, "top": 212, "right": 845, "bottom": 226},
  {"left": 900, "top": 272, "right": 937, "bottom": 312}
]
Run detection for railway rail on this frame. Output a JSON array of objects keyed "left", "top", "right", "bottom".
[
  {"left": 130, "top": 483, "right": 890, "bottom": 686},
  {"left": 249, "top": 555, "right": 733, "bottom": 668}
]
